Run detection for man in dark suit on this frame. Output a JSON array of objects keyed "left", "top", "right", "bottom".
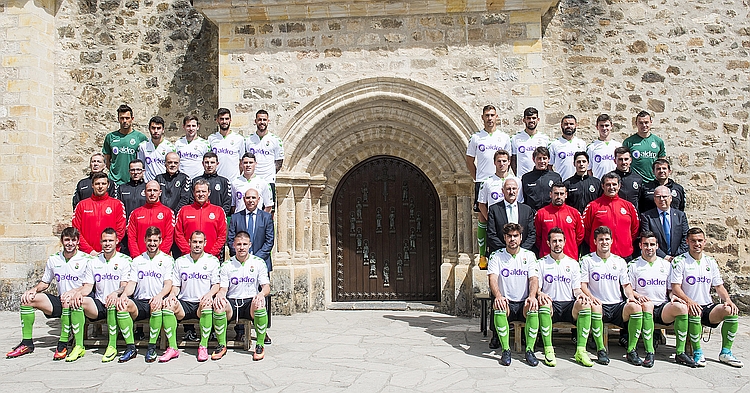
[
  {"left": 486, "top": 178, "right": 536, "bottom": 256},
  {"left": 639, "top": 185, "right": 688, "bottom": 262}
]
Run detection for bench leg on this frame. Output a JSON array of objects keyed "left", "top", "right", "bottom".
[
  {"left": 513, "top": 322, "right": 524, "bottom": 353},
  {"left": 480, "top": 299, "right": 488, "bottom": 337}
]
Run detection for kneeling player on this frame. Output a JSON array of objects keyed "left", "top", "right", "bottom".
[
  {"left": 629, "top": 231, "right": 695, "bottom": 367},
  {"left": 487, "top": 223, "right": 540, "bottom": 366},
  {"left": 580, "top": 226, "right": 642, "bottom": 365},
  {"left": 537, "top": 228, "right": 594, "bottom": 367},
  {"left": 213, "top": 231, "right": 271, "bottom": 361},
  {"left": 161, "top": 230, "right": 220, "bottom": 362},
  {"left": 671, "top": 227, "right": 743, "bottom": 368},
  {"left": 6, "top": 227, "right": 93, "bottom": 360}
]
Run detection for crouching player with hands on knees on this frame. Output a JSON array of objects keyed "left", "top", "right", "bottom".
[
  {"left": 213, "top": 231, "right": 270, "bottom": 361},
  {"left": 6, "top": 227, "right": 94, "bottom": 361},
  {"left": 670, "top": 227, "right": 744, "bottom": 368}
]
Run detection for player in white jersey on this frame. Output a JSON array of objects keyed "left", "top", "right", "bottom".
[
  {"left": 579, "top": 226, "right": 641, "bottom": 366},
  {"left": 161, "top": 230, "right": 220, "bottom": 362},
  {"left": 245, "top": 109, "right": 284, "bottom": 189},
  {"left": 487, "top": 223, "right": 541, "bottom": 366},
  {"left": 118, "top": 226, "right": 174, "bottom": 363},
  {"left": 175, "top": 115, "right": 211, "bottom": 180},
  {"left": 138, "top": 116, "right": 176, "bottom": 182},
  {"left": 511, "top": 107, "right": 550, "bottom": 179},
  {"left": 671, "top": 227, "right": 743, "bottom": 368},
  {"left": 466, "top": 105, "right": 512, "bottom": 211},
  {"left": 587, "top": 114, "right": 621, "bottom": 179},
  {"left": 629, "top": 231, "right": 694, "bottom": 367},
  {"left": 212, "top": 231, "right": 271, "bottom": 361},
  {"left": 536, "top": 227, "right": 593, "bottom": 367},
  {"left": 231, "top": 152, "right": 274, "bottom": 214},
  {"left": 79, "top": 228, "right": 134, "bottom": 363},
  {"left": 208, "top": 108, "right": 245, "bottom": 182},
  {"left": 548, "top": 115, "right": 587, "bottom": 181},
  {"left": 6, "top": 227, "right": 94, "bottom": 361}
]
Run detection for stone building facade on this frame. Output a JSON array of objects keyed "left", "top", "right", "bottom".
[{"left": 1, "top": 0, "right": 749, "bottom": 314}]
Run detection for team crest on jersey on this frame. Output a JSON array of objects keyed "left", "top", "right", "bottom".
[
  {"left": 566, "top": 266, "right": 570, "bottom": 272},
  {"left": 114, "top": 264, "right": 118, "bottom": 270},
  {"left": 620, "top": 207, "right": 627, "bottom": 215},
  {"left": 75, "top": 263, "right": 79, "bottom": 269},
  {"left": 141, "top": 190, "right": 145, "bottom": 197},
  {"left": 157, "top": 212, "right": 164, "bottom": 220},
  {"left": 265, "top": 141, "right": 270, "bottom": 147},
  {"left": 113, "top": 147, "right": 120, "bottom": 155},
  {"left": 215, "top": 184, "right": 221, "bottom": 191},
  {"left": 130, "top": 139, "right": 136, "bottom": 145},
  {"left": 632, "top": 151, "right": 641, "bottom": 159},
  {"left": 203, "top": 264, "right": 207, "bottom": 270},
  {"left": 106, "top": 207, "right": 113, "bottom": 214},
  {"left": 706, "top": 266, "right": 710, "bottom": 271},
  {"left": 548, "top": 180, "right": 554, "bottom": 187},
  {"left": 651, "top": 142, "right": 657, "bottom": 149},
  {"left": 633, "top": 182, "right": 639, "bottom": 190},
  {"left": 565, "top": 216, "right": 572, "bottom": 224},
  {"left": 589, "top": 185, "right": 596, "bottom": 193},
  {"left": 175, "top": 181, "right": 181, "bottom": 188},
  {"left": 671, "top": 190, "right": 677, "bottom": 197},
  {"left": 209, "top": 212, "right": 216, "bottom": 219}
]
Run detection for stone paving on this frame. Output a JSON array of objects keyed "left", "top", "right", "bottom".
[{"left": 0, "top": 310, "right": 748, "bottom": 392}]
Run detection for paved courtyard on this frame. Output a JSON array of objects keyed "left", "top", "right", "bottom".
[{"left": 0, "top": 310, "right": 748, "bottom": 392}]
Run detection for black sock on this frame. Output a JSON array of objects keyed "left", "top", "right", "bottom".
[
  {"left": 56, "top": 341, "right": 67, "bottom": 352},
  {"left": 20, "top": 339, "right": 33, "bottom": 347}
]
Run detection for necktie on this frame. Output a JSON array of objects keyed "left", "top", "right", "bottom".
[
  {"left": 662, "top": 211, "right": 671, "bottom": 249},
  {"left": 247, "top": 211, "right": 255, "bottom": 239},
  {"left": 507, "top": 204, "right": 517, "bottom": 223}
]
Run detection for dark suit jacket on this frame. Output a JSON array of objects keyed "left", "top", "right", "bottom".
[
  {"left": 228, "top": 208, "right": 275, "bottom": 271},
  {"left": 486, "top": 201, "right": 536, "bottom": 256},
  {"left": 639, "top": 208, "right": 688, "bottom": 258}
]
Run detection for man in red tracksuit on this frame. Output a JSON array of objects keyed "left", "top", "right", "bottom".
[
  {"left": 71, "top": 172, "right": 126, "bottom": 254},
  {"left": 535, "top": 182, "right": 584, "bottom": 259},
  {"left": 583, "top": 172, "right": 640, "bottom": 259},
  {"left": 175, "top": 178, "right": 227, "bottom": 257},
  {"left": 127, "top": 180, "right": 175, "bottom": 256}
]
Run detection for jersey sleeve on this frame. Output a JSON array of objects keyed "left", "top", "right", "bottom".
[
  {"left": 274, "top": 137, "right": 284, "bottom": 160},
  {"left": 486, "top": 253, "right": 500, "bottom": 276},
  {"left": 137, "top": 142, "right": 146, "bottom": 162},
  {"left": 669, "top": 257, "right": 685, "bottom": 284},
  {"left": 81, "top": 260, "right": 95, "bottom": 285},
  {"left": 658, "top": 138, "right": 666, "bottom": 158},
  {"left": 262, "top": 183, "right": 274, "bottom": 207},
  {"left": 618, "top": 260, "right": 630, "bottom": 286},
  {"left": 709, "top": 257, "right": 723, "bottom": 286},
  {"left": 510, "top": 135, "right": 519, "bottom": 155},
  {"left": 219, "top": 263, "right": 230, "bottom": 288},
  {"left": 171, "top": 260, "right": 182, "bottom": 288},
  {"left": 466, "top": 135, "right": 477, "bottom": 157},
  {"left": 571, "top": 260, "right": 582, "bottom": 290},
  {"left": 477, "top": 182, "right": 488, "bottom": 204},
  {"left": 210, "top": 259, "right": 221, "bottom": 285},
  {"left": 579, "top": 257, "right": 590, "bottom": 283},
  {"left": 122, "top": 258, "right": 135, "bottom": 282},
  {"left": 102, "top": 134, "right": 112, "bottom": 155},
  {"left": 257, "top": 259, "right": 270, "bottom": 286},
  {"left": 41, "top": 256, "right": 55, "bottom": 284}
]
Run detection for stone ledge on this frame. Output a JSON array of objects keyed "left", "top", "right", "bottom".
[{"left": 327, "top": 301, "right": 438, "bottom": 311}]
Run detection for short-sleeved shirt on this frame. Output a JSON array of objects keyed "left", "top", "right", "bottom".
[
  {"left": 548, "top": 136, "right": 587, "bottom": 181},
  {"left": 174, "top": 136, "right": 211, "bottom": 180},
  {"left": 231, "top": 175, "right": 274, "bottom": 212},
  {"left": 622, "top": 133, "right": 666, "bottom": 182},
  {"left": 41, "top": 250, "right": 94, "bottom": 294},
  {"left": 670, "top": 253, "right": 723, "bottom": 306},
  {"left": 538, "top": 254, "right": 581, "bottom": 302},
  {"left": 90, "top": 252, "right": 134, "bottom": 303},
  {"left": 486, "top": 248, "right": 539, "bottom": 302},
  {"left": 586, "top": 139, "right": 621, "bottom": 179},
  {"left": 138, "top": 139, "right": 176, "bottom": 182},
  {"left": 245, "top": 132, "right": 285, "bottom": 184},
  {"left": 131, "top": 251, "right": 174, "bottom": 300},
  {"left": 579, "top": 252, "right": 629, "bottom": 304},
  {"left": 172, "top": 253, "right": 221, "bottom": 303},
  {"left": 628, "top": 256, "right": 671, "bottom": 304},
  {"left": 102, "top": 130, "right": 148, "bottom": 184},
  {"left": 511, "top": 131, "right": 550, "bottom": 179},
  {"left": 477, "top": 175, "right": 524, "bottom": 207},
  {"left": 219, "top": 255, "right": 270, "bottom": 299},
  {"left": 208, "top": 131, "right": 245, "bottom": 182},
  {"left": 466, "top": 130, "right": 512, "bottom": 183}
]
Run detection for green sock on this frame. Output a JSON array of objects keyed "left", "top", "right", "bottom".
[
  {"left": 674, "top": 314, "right": 688, "bottom": 354},
  {"left": 107, "top": 306, "right": 118, "bottom": 348},
  {"left": 477, "top": 222, "right": 487, "bottom": 258},
  {"left": 576, "top": 309, "right": 591, "bottom": 350},
  {"left": 162, "top": 309, "right": 178, "bottom": 348},
  {"left": 688, "top": 316, "right": 702, "bottom": 351},
  {"left": 539, "top": 306, "right": 553, "bottom": 350},
  {"left": 199, "top": 309, "right": 212, "bottom": 347},
  {"left": 493, "top": 310, "right": 510, "bottom": 351},
  {"left": 590, "top": 312, "right": 604, "bottom": 351},
  {"left": 70, "top": 307, "right": 86, "bottom": 347},
  {"left": 148, "top": 310, "right": 162, "bottom": 345},
  {"left": 20, "top": 305, "right": 35, "bottom": 340},
  {"left": 213, "top": 312, "right": 227, "bottom": 346},
  {"left": 254, "top": 308, "right": 268, "bottom": 348},
  {"left": 627, "top": 312, "right": 643, "bottom": 352},
  {"left": 525, "top": 310, "right": 539, "bottom": 352},
  {"left": 59, "top": 308, "right": 71, "bottom": 343},
  {"left": 117, "top": 311, "right": 135, "bottom": 345},
  {"left": 642, "top": 311, "right": 654, "bottom": 353},
  {"left": 721, "top": 315, "right": 739, "bottom": 351}
]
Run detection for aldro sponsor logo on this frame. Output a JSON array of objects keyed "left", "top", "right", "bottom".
[
  {"left": 637, "top": 278, "right": 667, "bottom": 287},
  {"left": 631, "top": 150, "right": 658, "bottom": 160},
  {"left": 247, "top": 147, "right": 272, "bottom": 156},
  {"left": 544, "top": 274, "right": 571, "bottom": 284},
  {"left": 145, "top": 157, "right": 165, "bottom": 165},
  {"left": 230, "top": 276, "right": 256, "bottom": 285},
  {"left": 212, "top": 147, "right": 238, "bottom": 156},
  {"left": 112, "top": 146, "right": 136, "bottom": 156},
  {"left": 591, "top": 272, "right": 619, "bottom": 282},
  {"left": 94, "top": 273, "right": 120, "bottom": 282},
  {"left": 55, "top": 273, "right": 80, "bottom": 282},
  {"left": 501, "top": 268, "right": 528, "bottom": 278},
  {"left": 685, "top": 276, "right": 710, "bottom": 285},
  {"left": 181, "top": 272, "right": 209, "bottom": 281},
  {"left": 138, "top": 270, "right": 162, "bottom": 280},
  {"left": 178, "top": 150, "right": 201, "bottom": 160},
  {"left": 594, "top": 154, "right": 615, "bottom": 163},
  {"left": 478, "top": 143, "right": 506, "bottom": 153},
  {"left": 491, "top": 192, "right": 501, "bottom": 200}
]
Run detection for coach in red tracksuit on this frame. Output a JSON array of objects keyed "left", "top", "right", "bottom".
[
  {"left": 72, "top": 172, "right": 126, "bottom": 254},
  {"left": 175, "top": 178, "right": 227, "bottom": 257},
  {"left": 127, "top": 180, "right": 175, "bottom": 256},
  {"left": 535, "top": 182, "right": 584, "bottom": 259},
  {"left": 582, "top": 172, "right": 640, "bottom": 258}
]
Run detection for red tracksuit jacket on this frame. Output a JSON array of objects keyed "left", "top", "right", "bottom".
[
  {"left": 175, "top": 201, "right": 227, "bottom": 256},
  {"left": 582, "top": 195, "right": 640, "bottom": 258},
  {"left": 127, "top": 201, "right": 175, "bottom": 257},
  {"left": 71, "top": 194, "right": 126, "bottom": 254},
  {"left": 535, "top": 203, "right": 584, "bottom": 259}
]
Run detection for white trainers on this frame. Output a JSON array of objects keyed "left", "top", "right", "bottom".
[
  {"left": 693, "top": 351, "right": 707, "bottom": 367},
  {"left": 719, "top": 352, "right": 744, "bottom": 368}
]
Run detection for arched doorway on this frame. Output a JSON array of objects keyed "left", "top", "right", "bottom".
[{"left": 331, "top": 155, "right": 440, "bottom": 302}]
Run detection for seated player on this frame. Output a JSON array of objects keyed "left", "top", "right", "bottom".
[
  {"left": 160, "top": 230, "right": 220, "bottom": 362},
  {"left": 6, "top": 227, "right": 93, "bottom": 361},
  {"left": 579, "top": 226, "right": 642, "bottom": 365},
  {"left": 629, "top": 231, "right": 695, "bottom": 367},
  {"left": 118, "top": 226, "right": 174, "bottom": 362},
  {"left": 487, "top": 223, "right": 540, "bottom": 366},
  {"left": 536, "top": 227, "right": 593, "bottom": 367},
  {"left": 213, "top": 231, "right": 271, "bottom": 361},
  {"left": 671, "top": 227, "right": 743, "bottom": 368},
  {"left": 78, "top": 228, "right": 134, "bottom": 363}
]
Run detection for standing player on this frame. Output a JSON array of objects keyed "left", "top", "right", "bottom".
[
  {"left": 671, "top": 228, "right": 743, "bottom": 368},
  {"left": 119, "top": 159, "right": 147, "bottom": 257},
  {"left": 102, "top": 104, "right": 148, "bottom": 185},
  {"left": 511, "top": 107, "right": 550, "bottom": 179},
  {"left": 548, "top": 115, "right": 586, "bottom": 182},
  {"left": 208, "top": 108, "right": 245, "bottom": 183},
  {"left": 192, "top": 152, "right": 232, "bottom": 218},
  {"left": 73, "top": 153, "right": 119, "bottom": 209},
  {"left": 520, "top": 146, "right": 562, "bottom": 211},
  {"left": 6, "top": 227, "right": 93, "bottom": 361},
  {"left": 175, "top": 115, "right": 211, "bottom": 181},
  {"left": 564, "top": 151, "right": 601, "bottom": 214},
  {"left": 613, "top": 146, "right": 643, "bottom": 211},
  {"left": 245, "top": 109, "right": 285, "bottom": 198},
  {"left": 623, "top": 110, "right": 666, "bottom": 183},
  {"left": 138, "top": 116, "right": 175, "bottom": 182},
  {"left": 155, "top": 152, "right": 192, "bottom": 215},
  {"left": 466, "top": 105, "right": 512, "bottom": 211},
  {"left": 231, "top": 152, "right": 274, "bottom": 214},
  {"left": 582, "top": 172, "right": 639, "bottom": 258},
  {"left": 534, "top": 182, "right": 583, "bottom": 259},
  {"left": 72, "top": 172, "right": 126, "bottom": 255},
  {"left": 587, "top": 114, "right": 621, "bottom": 179}
]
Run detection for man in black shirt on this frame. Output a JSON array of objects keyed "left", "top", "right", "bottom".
[
  {"left": 639, "top": 158, "right": 686, "bottom": 213},
  {"left": 564, "top": 151, "right": 601, "bottom": 214},
  {"left": 73, "top": 153, "right": 118, "bottom": 209},
  {"left": 613, "top": 146, "right": 642, "bottom": 210},
  {"left": 156, "top": 152, "right": 192, "bottom": 214},
  {"left": 190, "top": 152, "right": 231, "bottom": 217},
  {"left": 521, "top": 146, "right": 562, "bottom": 211},
  {"left": 118, "top": 159, "right": 146, "bottom": 256}
]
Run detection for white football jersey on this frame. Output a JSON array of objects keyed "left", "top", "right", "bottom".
[
  {"left": 587, "top": 139, "right": 621, "bottom": 179},
  {"left": 549, "top": 136, "right": 587, "bottom": 181},
  {"left": 628, "top": 256, "right": 671, "bottom": 304},
  {"left": 231, "top": 175, "right": 274, "bottom": 211},
  {"left": 487, "top": 248, "right": 539, "bottom": 302},
  {"left": 138, "top": 139, "right": 175, "bottom": 182},
  {"left": 670, "top": 253, "right": 723, "bottom": 306},
  {"left": 477, "top": 174, "right": 524, "bottom": 206},
  {"left": 172, "top": 253, "right": 220, "bottom": 302},
  {"left": 131, "top": 251, "right": 174, "bottom": 300},
  {"left": 220, "top": 255, "right": 270, "bottom": 299},
  {"left": 208, "top": 131, "right": 245, "bottom": 182},
  {"left": 511, "top": 131, "right": 550, "bottom": 179},
  {"left": 41, "top": 250, "right": 94, "bottom": 294},
  {"left": 466, "top": 130, "right": 512, "bottom": 182},
  {"left": 538, "top": 254, "right": 581, "bottom": 302},
  {"left": 245, "top": 132, "right": 284, "bottom": 183},
  {"left": 175, "top": 136, "right": 211, "bottom": 180},
  {"left": 579, "top": 252, "right": 629, "bottom": 304},
  {"left": 90, "top": 252, "right": 133, "bottom": 302}
]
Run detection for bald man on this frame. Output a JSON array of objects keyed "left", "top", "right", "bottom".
[{"left": 127, "top": 180, "right": 175, "bottom": 257}]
